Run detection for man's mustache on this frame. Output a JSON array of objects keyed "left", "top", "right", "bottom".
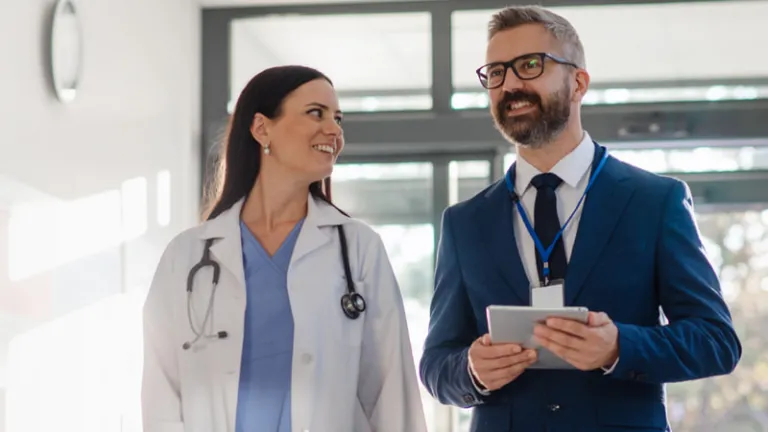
[{"left": 500, "top": 91, "right": 541, "bottom": 109}]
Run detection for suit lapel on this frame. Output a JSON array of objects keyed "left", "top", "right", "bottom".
[
  {"left": 565, "top": 153, "right": 634, "bottom": 304},
  {"left": 474, "top": 178, "right": 531, "bottom": 305}
]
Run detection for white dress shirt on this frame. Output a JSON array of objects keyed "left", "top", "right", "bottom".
[{"left": 513, "top": 131, "right": 595, "bottom": 287}]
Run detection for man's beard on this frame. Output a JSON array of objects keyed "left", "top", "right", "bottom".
[{"left": 491, "top": 82, "right": 571, "bottom": 148}]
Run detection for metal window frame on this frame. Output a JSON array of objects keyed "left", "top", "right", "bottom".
[{"left": 201, "top": 0, "right": 768, "bottom": 170}]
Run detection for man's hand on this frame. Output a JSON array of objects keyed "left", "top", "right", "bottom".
[
  {"left": 532, "top": 312, "right": 619, "bottom": 371},
  {"left": 468, "top": 334, "right": 537, "bottom": 391}
]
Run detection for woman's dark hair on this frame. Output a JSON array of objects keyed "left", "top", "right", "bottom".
[{"left": 203, "top": 65, "right": 343, "bottom": 221}]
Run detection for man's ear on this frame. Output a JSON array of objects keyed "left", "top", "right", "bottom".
[
  {"left": 250, "top": 113, "right": 270, "bottom": 147},
  {"left": 572, "top": 68, "right": 590, "bottom": 103}
]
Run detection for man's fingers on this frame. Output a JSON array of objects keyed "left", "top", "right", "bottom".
[
  {"left": 544, "top": 318, "right": 590, "bottom": 338},
  {"left": 483, "top": 355, "right": 538, "bottom": 390},
  {"left": 535, "top": 326, "right": 584, "bottom": 350},
  {"left": 534, "top": 335, "right": 589, "bottom": 369},
  {"left": 469, "top": 335, "right": 539, "bottom": 390},
  {"left": 474, "top": 349, "right": 537, "bottom": 374},
  {"left": 473, "top": 342, "right": 523, "bottom": 360}
]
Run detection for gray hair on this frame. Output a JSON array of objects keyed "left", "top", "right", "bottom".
[{"left": 488, "top": 5, "right": 586, "bottom": 68}]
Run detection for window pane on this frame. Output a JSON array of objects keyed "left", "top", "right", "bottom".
[
  {"left": 610, "top": 146, "right": 768, "bottom": 173},
  {"left": 452, "top": 1, "right": 768, "bottom": 105},
  {"left": 667, "top": 209, "right": 768, "bottom": 431},
  {"left": 332, "top": 162, "right": 432, "bottom": 224},
  {"left": 449, "top": 160, "right": 491, "bottom": 205},
  {"left": 230, "top": 13, "right": 432, "bottom": 112},
  {"left": 332, "top": 162, "right": 439, "bottom": 430},
  {"left": 504, "top": 152, "right": 517, "bottom": 172},
  {"left": 503, "top": 144, "right": 768, "bottom": 174}
]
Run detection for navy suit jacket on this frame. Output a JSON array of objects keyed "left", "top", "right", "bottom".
[{"left": 419, "top": 144, "right": 741, "bottom": 432}]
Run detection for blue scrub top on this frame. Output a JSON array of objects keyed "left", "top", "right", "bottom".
[{"left": 235, "top": 219, "right": 303, "bottom": 432}]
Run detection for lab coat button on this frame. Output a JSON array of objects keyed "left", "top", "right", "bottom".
[{"left": 301, "top": 353, "right": 313, "bottom": 364}]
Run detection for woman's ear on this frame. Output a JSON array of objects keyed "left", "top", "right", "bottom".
[{"left": 250, "top": 113, "right": 270, "bottom": 148}]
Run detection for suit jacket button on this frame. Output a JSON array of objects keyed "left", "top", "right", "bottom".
[
  {"left": 463, "top": 394, "right": 475, "bottom": 403},
  {"left": 548, "top": 404, "right": 560, "bottom": 412}
]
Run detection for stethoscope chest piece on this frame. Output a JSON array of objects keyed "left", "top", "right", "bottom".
[{"left": 341, "top": 292, "right": 366, "bottom": 320}]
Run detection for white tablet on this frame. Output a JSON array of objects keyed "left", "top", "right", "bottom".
[{"left": 486, "top": 305, "right": 589, "bottom": 370}]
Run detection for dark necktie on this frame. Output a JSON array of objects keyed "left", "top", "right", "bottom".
[{"left": 530, "top": 173, "right": 567, "bottom": 283}]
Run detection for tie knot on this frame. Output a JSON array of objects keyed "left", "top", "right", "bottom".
[{"left": 530, "top": 173, "right": 562, "bottom": 190}]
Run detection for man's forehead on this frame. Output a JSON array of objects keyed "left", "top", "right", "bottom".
[{"left": 485, "top": 24, "right": 556, "bottom": 62}]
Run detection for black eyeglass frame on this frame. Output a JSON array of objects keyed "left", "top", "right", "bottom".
[{"left": 476, "top": 52, "right": 579, "bottom": 89}]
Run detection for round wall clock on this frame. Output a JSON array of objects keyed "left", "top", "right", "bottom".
[{"left": 49, "top": 0, "right": 82, "bottom": 103}]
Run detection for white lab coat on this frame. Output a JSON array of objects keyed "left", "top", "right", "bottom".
[{"left": 141, "top": 195, "right": 427, "bottom": 432}]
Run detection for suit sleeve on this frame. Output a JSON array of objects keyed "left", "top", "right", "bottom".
[
  {"left": 141, "top": 243, "right": 185, "bottom": 432},
  {"left": 357, "top": 232, "right": 428, "bottom": 432},
  {"left": 611, "top": 180, "right": 742, "bottom": 383},
  {"left": 419, "top": 207, "right": 488, "bottom": 408}
]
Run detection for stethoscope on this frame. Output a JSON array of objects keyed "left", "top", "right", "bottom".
[{"left": 181, "top": 225, "right": 365, "bottom": 351}]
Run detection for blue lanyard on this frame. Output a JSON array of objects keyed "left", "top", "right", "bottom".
[{"left": 504, "top": 150, "right": 609, "bottom": 283}]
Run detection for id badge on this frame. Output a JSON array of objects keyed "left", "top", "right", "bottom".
[{"left": 530, "top": 279, "right": 565, "bottom": 308}]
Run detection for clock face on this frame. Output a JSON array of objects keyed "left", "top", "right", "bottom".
[{"left": 50, "top": 0, "right": 81, "bottom": 103}]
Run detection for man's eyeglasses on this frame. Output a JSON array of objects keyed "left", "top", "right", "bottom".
[{"left": 476, "top": 52, "right": 579, "bottom": 89}]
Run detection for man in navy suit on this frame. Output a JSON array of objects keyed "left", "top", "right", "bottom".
[{"left": 419, "top": 5, "right": 741, "bottom": 431}]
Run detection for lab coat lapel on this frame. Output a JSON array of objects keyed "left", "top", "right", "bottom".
[
  {"left": 288, "top": 194, "right": 349, "bottom": 430},
  {"left": 290, "top": 194, "right": 350, "bottom": 267},
  {"left": 197, "top": 194, "right": 350, "bottom": 302},
  {"left": 197, "top": 200, "right": 247, "bottom": 427},
  {"left": 200, "top": 199, "right": 246, "bottom": 290}
]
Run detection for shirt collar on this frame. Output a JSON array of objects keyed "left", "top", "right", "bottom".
[{"left": 515, "top": 131, "right": 594, "bottom": 193}]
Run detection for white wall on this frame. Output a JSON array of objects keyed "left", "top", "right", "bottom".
[{"left": 0, "top": 0, "right": 200, "bottom": 430}]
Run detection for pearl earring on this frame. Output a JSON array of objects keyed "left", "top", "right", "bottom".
[{"left": 263, "top": 145, "right": 271, "bottom": 155}]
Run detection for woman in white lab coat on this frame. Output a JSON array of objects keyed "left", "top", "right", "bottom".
[{"left": 141, "top": 65, "right": 427, "bottom": 432}]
